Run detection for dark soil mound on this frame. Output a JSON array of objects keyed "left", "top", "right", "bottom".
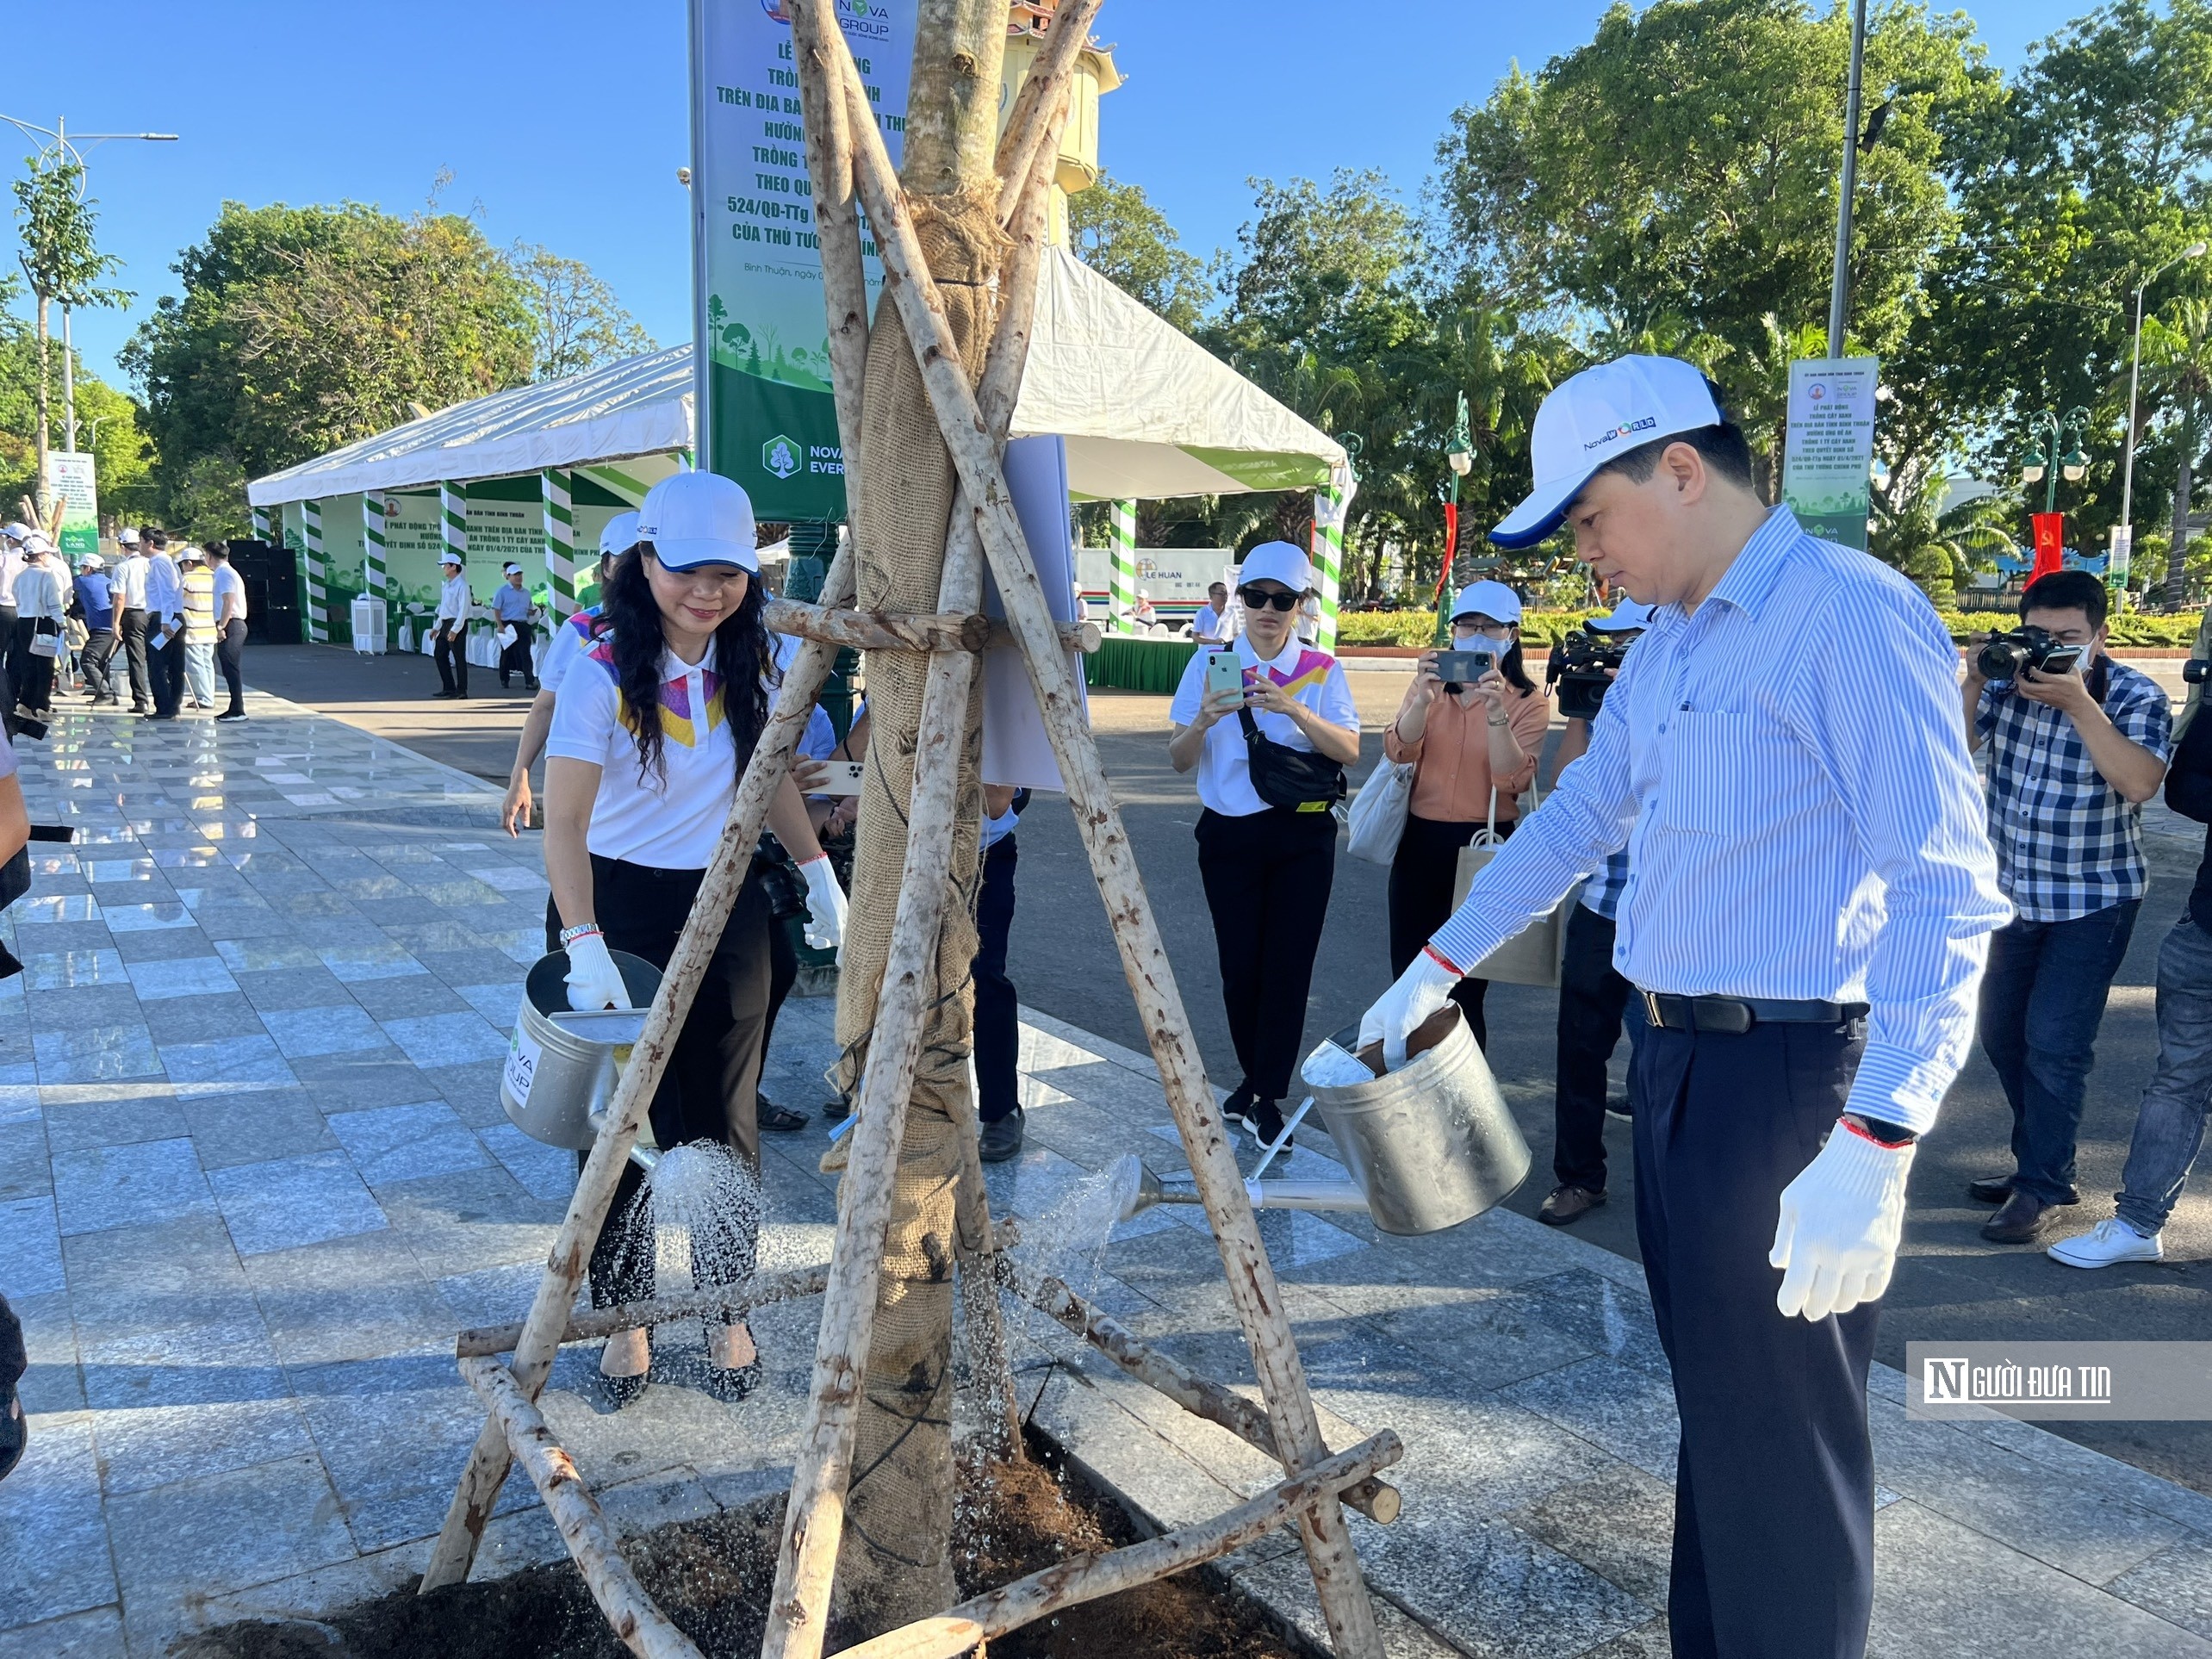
[{"left": 178, "top": 1435, "right": 1305, "bottom": 1659}]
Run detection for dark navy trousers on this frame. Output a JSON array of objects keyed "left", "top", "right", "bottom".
[
  {"left": 1630, "top": 1007, "right": 1878, "bottom": 1659},
  {"left": 973, "top": 834, "right": 1020, "bottom": 1124}
]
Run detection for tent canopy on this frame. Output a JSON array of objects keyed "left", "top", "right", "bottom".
[{"left": 250, "top": 252, "right": 1345, "bottom": 508}]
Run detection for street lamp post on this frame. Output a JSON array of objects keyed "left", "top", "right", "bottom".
[
  {"left": 1, "top": 115, "right": 177, "bottom": 463},
  {"left": 2119, "top": 241, "right": 2211, "bottom": 579},
  {"left": 2019, "top": 406, "right": 2093, "bottom": 515},
  {"left": 1431, "top": 392, "right": 1475, "bottom": 643}
]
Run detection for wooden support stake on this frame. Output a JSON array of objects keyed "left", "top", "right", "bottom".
[
  {"left": 420, "top": 549, "right": 856, "bottom": 1594},
  {"left": 1010, "top": 1267, "right": 1401, "bottom": 1526},
  {"left": 792, "top": 0, "right": 869, "bottom": 513},
  {"left": 457, "top": 1264, "right": 832, "bottom": 1361},
  {"left": 823, "top": 31, "right": 1388, "bottom": 1657},
  {"left": 992, "top": 0, "right": 1105, "bottom": 219},
  {"left": 459, "top": 1358, "right": 705, "bottom": 1659},
  {"left": 840, "top": 1433, "right": 1405, "bottom": 1659},
  {"left": 762, "top": 598, "right": 990, "bottom": 655}
]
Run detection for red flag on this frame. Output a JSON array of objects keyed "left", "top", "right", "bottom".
[
  {"left": 2030, "top": 513, "right": 2065, "bottom": 581},
  {"left": 1431, "top": 501, "right": 1461, "bottom": 612}
]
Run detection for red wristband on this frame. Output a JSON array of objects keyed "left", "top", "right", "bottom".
[{"left": 1422, "top": 944, "right": 1464, "bottom": 978}]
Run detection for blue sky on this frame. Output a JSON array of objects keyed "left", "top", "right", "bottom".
[{"left": 9, "top": 0, "right": 2099, "bottom": 390}]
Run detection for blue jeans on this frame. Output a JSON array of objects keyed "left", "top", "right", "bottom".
[
  {"left": 1978, "top": 899, "right": 2141, "bottom": 1206},
  {"left": 2116, "top": 915, "right": 2212, "bottom": 1235}
]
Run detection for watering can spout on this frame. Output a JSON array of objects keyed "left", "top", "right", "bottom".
[{"left": 586, "top": 1110, "right": 661, "bottom": 1175}]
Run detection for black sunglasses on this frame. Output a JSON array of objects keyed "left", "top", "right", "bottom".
[{"left": 1238, "top": 586, "right": 1302, "bottom": 612}]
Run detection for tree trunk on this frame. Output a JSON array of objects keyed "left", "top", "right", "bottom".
[
  {"left": 830, "top": 0, "right": 1008, "bottom": 1636},
  {"left": 2168, "top": 396, "right": 2196, "bottom": 612}
]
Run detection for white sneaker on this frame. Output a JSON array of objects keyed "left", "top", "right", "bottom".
[{"left": 2047, "top": 1217, "right": 2163, "bottom": 1270}]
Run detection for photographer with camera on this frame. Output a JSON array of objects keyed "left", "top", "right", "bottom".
[
  {"left": 1536, "top": 596, "right": 1652, "bottom": 1227},
  {"left": 1381, "top": 580, "right": 1550, "bottom": 1050},
  {"left": 1962, "top": 569, "right": 2171, "bottom": 1245}
]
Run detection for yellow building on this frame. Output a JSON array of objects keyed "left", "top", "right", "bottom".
[{"left": 999, "top": 0, "right": 1123, "bottom": 246}]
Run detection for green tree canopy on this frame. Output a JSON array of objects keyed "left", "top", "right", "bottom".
[
  {"left": 1065, "top": 171, "right": 1209, "bottom": 330},
  {"left": 510, "top": 242, "right": 656, "bottom": 381}
]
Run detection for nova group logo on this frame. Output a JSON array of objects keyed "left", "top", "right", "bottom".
[
  {"left": 762, "top": 434, "right": 803, "bottom": 481},
  {"left": 1581, "top": 415, "right": 1659, "bottom": 451}
]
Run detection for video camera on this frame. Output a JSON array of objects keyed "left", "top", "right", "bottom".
[
  {"left": 1978, "top": 625, "right": 2082, "bottom": 682},
  {"left": 1545, "top": 627, "right": 1630, "bottom": 723},
  {"left": 2185, "top": 659, "right": 2210, "bottom": 686}
]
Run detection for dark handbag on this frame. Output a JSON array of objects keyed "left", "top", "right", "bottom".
[
  {"left": 751, "top": 842, "right": 811, "bottom": 922},
  {"left": 2168, "top": 705, "right": 2212, "bottom": 823},
  {"left": 1238, "top": 707, "right": 1346, "bottom": 815}
]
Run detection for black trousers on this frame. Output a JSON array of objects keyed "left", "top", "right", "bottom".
[
  {"left": 499, "top": 629, "right": 536, "bottom": 687},
  {"left": 1631, "top": 1006, "right": 1877, "bottom": 1659},
  {"left": 8, "top": 620, "right": 53, "bottom": 715},
  {"left": 1555, "top": 904, "right": 1633, "bottom": 1191},
  {"left": 434, "top": 626, "right": 469, "bottom": 696},
  {"left": 974, "top": 834, "right": 1020, "bottom": 1123},
  {"left": 578, "top": 854, "right": 775, "bottom": 1312},
  {"left": 1196, "top": 805, "right": 1335, "bottom": 1103},
  {"left": 1388, "top": 811, "right": 1512, "bottom": 1047},
  {"left": 118, "top": 608, "right": 152, "bottom": 708},
  {"left": 152, "top": 624, "right": 186, "bottom": 718},
  {"left": 216, "top": 620, "right": 246, "bottom": 713},
  {"left": 758, "top": 912, "right": 800, "bottom": 1087},
  {"left": 80, "top": 629, "right": 116, "bottom": 701}
]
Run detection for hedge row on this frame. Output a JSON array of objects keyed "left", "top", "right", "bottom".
[{"left": 1333, "top": 607, "right": 2207, "bottom": 650}]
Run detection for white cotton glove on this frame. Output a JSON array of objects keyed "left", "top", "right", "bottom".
[
  {"left": 1357, "top": 946, "right": 1462, "bottom": 1071},
  {"left": 562, "top": 932, "right": 631, "bottom": 1011},
  {"left": 798, "top": 854, "right": 847, "bottom": 960},
  {"left": 1770, "top": 1120, "right": 1916, "bottom": 1321}
]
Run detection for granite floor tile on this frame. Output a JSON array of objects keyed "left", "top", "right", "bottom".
[
  {"left": 18, "top": 948, "right": 127, "bottom": 991},
  {"left": 106, "top": 1453, "right": 357, "bottom": 1614},
  {"left": 1498, "top": 1354, "right": 1681, "bottom": 1484},
  {"left": 98, "top": 901, "right": 196, "bottom": 934},
  {"left": 136, "top": 996, "right": 267, "bottom": 1049},
  {"left": 376, "top": 1010, "right": 511, "bottom": 1069},
  {"left": 59, "top": 1212, "right": 247, "bottom": 1302},
  {"left": 2111, "top": 1534, "right": 2212, "bottom": 1640},
  {"left": 0, "top": 1417, "right": 117, "bottom": 1631},
  {"left": 329, "top": 1100, "right": 491, "bottom": 1187},
  {"left": 243, "top": 1229, "right": 457, "bottom": 1367},
  {"left": 1507, "top": 1461, "right": 1676, "bottom": 1607},
  {"left": 0, "top": 1195, "right": 65, "bottom": 1296},
  {"left": 346, "top": 974, "right": 470, "bottom": 1021},
  {"left": 475, "top": 1120, "right": 580, "bottom": 1202},
  {"left": 376, "top": 1164, "right": 562, "bottom": 1279},
  {"left": 215, "top": 941, "right": 327, "bottom": 976},
  {"left": 258, "top": 1003, "right": 387, "bottom": 1059},
  {"left": 33, "top": 1025, "right": 163, "bottom": 1087},
  {"left": 0, "top": 1115, "right": 47, "bottom": 1202},
  {"left": 49, "top": 1136, "right": 214, "bottom": 1237},
  {"left": 0, "top": 1606, "right": 128, "bottom": 1658},
  {"left": 208, "top": 1151, "right": 388, "bottom": 1257},
  {"left": 37, "top": 1090, "right": 188, "bottom": 1156},
  {"left": 284, "top": 1053, "right": 444, "bottom": 1110},
  {"left": 89, "top": 1395, "right": 320, "bottom": 1498},
  {"left": 178, "top": 1090, "right": 340, "bottom": 1171},
  {"left": 14, "top": 1289, "right": 84, "bottom": 1415},
  {"left": 316, "top": 943, "right": 427, "bottom": 982},
  {"left": 25, "top": 984, "right": 148, "bottom": 1028}
]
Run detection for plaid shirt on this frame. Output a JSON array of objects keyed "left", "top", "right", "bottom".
[
  {"left": 1580, "top": 848, "right": 1630, "bottom": 920},
  {"left": 1976, "top": 658, "right": 2173, "bottom": 922}
]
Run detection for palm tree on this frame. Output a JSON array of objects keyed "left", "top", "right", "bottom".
[
  {"left": 1870, "top": 471, "right": 2016, "bottom": 609},
  {"left": 2136, "top": 299, "right": 2212, "bottom": 610}
]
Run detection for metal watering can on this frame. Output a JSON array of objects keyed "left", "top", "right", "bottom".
[
  {"left": 1122, "top": 1005, "right": 1530, "bottom": 1237},
  {"left": 502, "top": 950, "right": 667, "bottom": 1172}
]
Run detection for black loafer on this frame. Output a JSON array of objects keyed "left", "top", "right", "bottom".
[
  {"left": 758, "top": 1097, "right": 808, "bottom": 1134},
  {"left": 1967, "top": 1174, "right": 2014, "bottom": 1205},
  {"left": 1982, "top": 1189, "right": 2055, "bottom": 1245},
  {"left": 1248, "top": 1100, "right": 1291, "bottom": 1153},
  {"left": 821, "top": 1094, "right": 852, "bottom": 1122},
  {"left": 1221, "top": 1084, "right": 1258, "bottom": 1132},
  {"left": 979, "top": 1105, "right": 1025, "bottom": 1164},
  {"left": 0, "top": 1387, "right": 23, "bottom": 1484}
]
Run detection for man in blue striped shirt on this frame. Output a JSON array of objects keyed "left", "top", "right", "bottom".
[{"left": 1363, "top": 357, "right": 2008, "bottom": 1659}]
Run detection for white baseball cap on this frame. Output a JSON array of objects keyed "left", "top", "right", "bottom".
[
  {"left": 1587, "top": 596, "right": 1656, "bottom": 632},
  {"left": 502, "top": 562, "right": 523, "bottom": 575},
  {"left": 1489, "top": 355, "right": 1727, "bottom": 550},
  {"left": 599, "top": 510, "right": 640, "bottom": 562},
  {"left": 439, "top": 551, "right": 463, "bottom": 568},
  {"left": 79, "top": 552, "right": 104, "bottom": 571},
  {"left": 1449, "top": 580, "right": 1523, "bottom": 625},
  {"left": 115, "top": 526, "right": 139, "bottom": 546},
  {"left": 1, "top": 523, "right": 25, "bottom": 542},
  {"left": 637, "top": 472, "right": 758, "bottom": 573},
  {"left": 1236, "top": 540, "right": 1312, "bottom": 593}
]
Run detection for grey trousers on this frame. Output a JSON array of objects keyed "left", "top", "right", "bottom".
[{"left": 2116, "top": 914, "right": 2212, "bottom": 1236}]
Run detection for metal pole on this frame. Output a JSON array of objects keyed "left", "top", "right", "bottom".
[
  {"left": 62, "top": 304, "right": 76, "bottom": 454},
  {"left": 1826, "top": 0, "right": 1869, "bottom": 357}
]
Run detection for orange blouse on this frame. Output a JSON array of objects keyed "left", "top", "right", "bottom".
[{"left": 1382, "top": 680, "right": 1550, "bottom": 824}]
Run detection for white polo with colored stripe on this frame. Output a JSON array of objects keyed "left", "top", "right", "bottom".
[{"left": 1168, "top": 635, "right": 1358, "bottom": 818}]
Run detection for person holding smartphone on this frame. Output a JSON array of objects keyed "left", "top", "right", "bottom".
[
  {"left": 1168, "top": 541, "right": 1360, "bottom": 1151},
  {"left": 1961, "top": 569, "right": 2170, "bottom": 1245},
  {"left": 1380, "top": 581, "right": 1550, "bottom": 1048}
]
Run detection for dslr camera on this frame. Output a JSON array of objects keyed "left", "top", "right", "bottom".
[
  {"left": 1977, "top": 625, "right": 2082, "bottom": 682},
  {"left": 1545, "top": 627, "right": 1629, "bottom": 723},
  {"left": 2184, "top": 659, "right": 2210, "bottom": 685}
]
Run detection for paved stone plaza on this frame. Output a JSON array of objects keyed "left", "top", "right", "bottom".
[{"left": 1, "top": 694, "right": 2209, "bottom": 1656}]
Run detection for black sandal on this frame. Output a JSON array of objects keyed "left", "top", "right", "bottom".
[{"left": 758, "top": 1097, "right": 809, "bottom": 1134}]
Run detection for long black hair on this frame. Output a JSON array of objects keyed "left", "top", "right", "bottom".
[{"left": 595, "top": 545, "right": 772, "bottom": 788}]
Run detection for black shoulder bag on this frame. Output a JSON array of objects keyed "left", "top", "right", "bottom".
[{"left": 1237, "top": 706, "right": 1346, "bottom": 815}]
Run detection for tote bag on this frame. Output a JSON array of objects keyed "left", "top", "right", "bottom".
[
  {"left": 1450, "top": 781, "right": 1573, "bottom": 989},
  {"left": 1345, "top": 761, "right": 1414, "bottom": 864}
]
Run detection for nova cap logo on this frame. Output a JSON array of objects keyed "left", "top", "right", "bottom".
[
  {"left": 1581, "top": 415, "right": 1659, "bottom": 452},
  {"left": 761, "top": 434, "right": 802, "bottom": 481}
]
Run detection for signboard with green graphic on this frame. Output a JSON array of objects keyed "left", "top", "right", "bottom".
[
  {"left": 1781, "top": 357, "right": 1879, "bottom": 552},
  {"left": 691, "top": 0, "right": 916, "bottom": 520},
  {"left": 42, "top": 452, "right": 98, "bottom": 557}
]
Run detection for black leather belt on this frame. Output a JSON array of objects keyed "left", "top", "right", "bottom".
[{"left": 1636, "top": 990, "right": 1868, "bottom": 1035}]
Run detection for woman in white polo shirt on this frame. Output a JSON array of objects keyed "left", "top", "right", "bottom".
[
  {"left": 1167, "top": 541, "right": 1359, "bottom": 1151},
  {"left": 544, "top": 470, "right": 846, "bottom": 1407}
]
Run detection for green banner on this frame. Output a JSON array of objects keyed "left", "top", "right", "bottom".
[
  {"left": 42, "top": 452, "right": 97, "bottom": 557},
  {"left": 1781, "top": 357, "right": 1880, "bottom": 552},
  {"left": 692, "top": 0, "right": 916, "bottom": 519}
]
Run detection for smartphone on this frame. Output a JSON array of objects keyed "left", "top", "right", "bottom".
[
  {"left": 811, "top": 760, "right": 867, "bottom": 796},
  {"left": 1205, "top": 651, "right": 1245, "bottom": 697},
  {"left": 2035, "top": 646, "right": 2084, "bottom": 677},
  {"left": 1435, "top": 649, "right": 1494, "bottom": 685}
]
